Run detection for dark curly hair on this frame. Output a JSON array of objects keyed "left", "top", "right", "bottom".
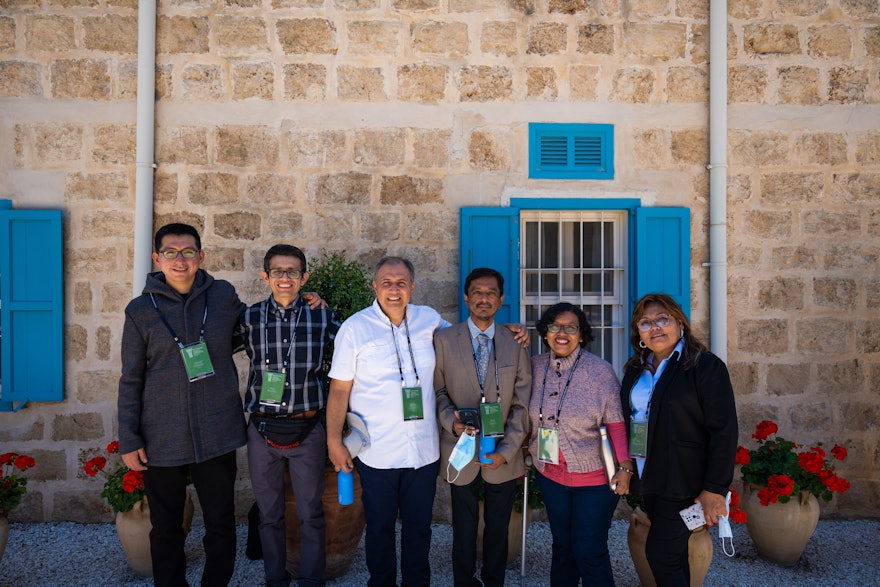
[
  {"left": 624, "top": 293, "right": 707, "bottom": 371},
  {"left": 535, "top": 302, "right": 594, "bottom": 350}
]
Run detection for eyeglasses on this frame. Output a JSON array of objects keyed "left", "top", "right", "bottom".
[
  {"left": 267, "top": 269, "right": 303, "bottom": 280},
  {"left": 637, "top": 315, "right": 672, "bottom": 332},
  {"left": 547, "top": 324, "right": 579, "bottom": 334},
  {"left": 159, "top": 248, "right": 199, "bottom": 260}
]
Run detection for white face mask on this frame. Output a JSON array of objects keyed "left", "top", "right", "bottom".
[
  {"left": 718, "top": 491, "right": 735, "bottom": 557},
  {"left": 446, "top": 432, "right": 476, "bottom": 483}
]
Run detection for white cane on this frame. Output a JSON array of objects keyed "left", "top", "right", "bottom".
[{"left": 520, "top": 453, "right": 533, "bottom": 587}]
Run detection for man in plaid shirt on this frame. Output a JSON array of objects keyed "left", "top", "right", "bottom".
[{"left": 240, "top": 244, "right": 341, "bottom": 587}]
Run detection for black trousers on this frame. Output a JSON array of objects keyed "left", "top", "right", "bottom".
[
  {"left": 643, "top": 494, "right": 693, "bottom": 587},
  {"left": 143, "top": 451, "right": 238, "bottom": 587},
  {"left": 450, "top": 474, "right": 517, "bottom": 587}
]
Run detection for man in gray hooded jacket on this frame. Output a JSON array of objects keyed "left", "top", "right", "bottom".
[{"left": 118, "top": 223, "right": 246, "bottom": 587}]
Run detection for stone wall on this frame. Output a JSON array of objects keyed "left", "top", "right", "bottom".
[{"left": 0, "top": 0, "right": 877, "bottom": 522}]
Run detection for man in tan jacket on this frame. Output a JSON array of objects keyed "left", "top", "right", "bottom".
[{"left": 434, "top": 267, "right": 532, "bottom": 587}]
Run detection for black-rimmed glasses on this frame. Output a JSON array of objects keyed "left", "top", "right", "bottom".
[
  {"left": 267, "top": 269, "right": 303, "bottom": 280},
  {"left": 159, "top": 248, "right": 199, "bottom": 260}
]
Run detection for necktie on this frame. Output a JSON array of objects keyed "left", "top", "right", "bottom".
[{"left": 476, "top": 333, "right": 490, "bottom": 387}]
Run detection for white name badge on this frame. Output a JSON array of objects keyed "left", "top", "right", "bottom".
[{"left": 537, "top": 426, "right": 559, "bottom": 464}]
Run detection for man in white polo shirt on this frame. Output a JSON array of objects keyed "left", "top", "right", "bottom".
[
  {"left": 326, "top": 256, "right": 446, "bottom": 587},
  {"left": 327, "top": 257, "right": 529, "bottom": 587}
]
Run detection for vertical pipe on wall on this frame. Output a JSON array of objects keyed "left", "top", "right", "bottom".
[
  {"left": 132, "top": 1, "right": 157, "bottom": 298},
  {"left": 707, "top": 0, "right": 729, "bottom": 361}
]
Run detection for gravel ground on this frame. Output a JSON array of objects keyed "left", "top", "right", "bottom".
[{"left": 1, "top": 518, "right": 878, "bottom": 586}]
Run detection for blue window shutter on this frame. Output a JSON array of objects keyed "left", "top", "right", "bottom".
[
  {"left": 634, "top": 207, "right": 691, "bottom": 318},
  {"left": 459, "top": 207, "right": 520, "bottom": 324},
  {"left": 529, "top": 123, "right": 614, "bottom": 180},
  {"left": 0, "top": 205, "right": 64, "bottom": 411}
]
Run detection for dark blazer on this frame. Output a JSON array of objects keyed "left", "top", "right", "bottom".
[
  {"left": 434, "top": 322, "right": 532, "bottom": 485},
  {"left": 620, "top": 350, "right": 737, "bottom": 500}
]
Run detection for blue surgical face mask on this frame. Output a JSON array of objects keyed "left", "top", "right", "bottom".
[{"left": 446, "top": 432, "right": 476, "bottom": 483}]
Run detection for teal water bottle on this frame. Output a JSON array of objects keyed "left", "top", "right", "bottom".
[
  {"left": 338, "top": 470, "right": 354, "bottom": 506},
  {"left": 479, "top": 433, "right": 495, "bottom": 464}
]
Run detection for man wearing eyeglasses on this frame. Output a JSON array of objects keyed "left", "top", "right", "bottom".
[
  {"left": 118, "top": 223, "right": 247, "bottom": 587},
  {"left": 239, "top": 244, "right": 341, "bottom": 587}
]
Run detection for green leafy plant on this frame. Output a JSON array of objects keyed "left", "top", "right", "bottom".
[
  {"left": 83, "top": 441, "right": 145, "bottom": 514},
  {"left": 514, "top": 467, "right": 544, "bottom": 513},
  {"left": 0, "top": 452, "right": 36, "bottom": 517},
  {"left": 738, "top": 420, "right": 850, "bottom": 507},
  {"left": 307, "top": 251, "right": 374, "bottom": 323},
  {"left": 306, "top": 251, "right": 375, "bottom": 390}
]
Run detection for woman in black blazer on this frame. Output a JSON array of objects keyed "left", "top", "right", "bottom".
[{"left": 620, "top": 293, "right": 738, "bottom": 587}]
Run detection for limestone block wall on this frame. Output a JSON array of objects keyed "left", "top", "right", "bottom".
[{"left": 0, "top": 0, "right": 877, "bottom": 521}]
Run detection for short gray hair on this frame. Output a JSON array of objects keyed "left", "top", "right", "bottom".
[{"left": 373, "top": 256, "right": 415, "bottom": 282}]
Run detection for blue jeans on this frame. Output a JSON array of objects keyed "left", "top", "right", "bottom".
[
  {"left": 535, "top": 471, "right": 619, "bottom": 587},
  {"left": 355, "top": 459, "right": 440, "bottom": 587}
]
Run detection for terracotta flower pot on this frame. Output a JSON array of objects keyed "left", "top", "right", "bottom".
[
  {"left": 0, "top": 516, "right": 9, "bottom": 565},
  {"left": 741, "top": 484, "right": 819, "bottom": 566},
  {"left": 115, "top": 493, "right": 195, "bottom": 577},
  {"left": 626, "top": 506, "right": 713, "bottom": 587},
  {"left": 285, "top": 465, "right": 366, "bottom": 580}
]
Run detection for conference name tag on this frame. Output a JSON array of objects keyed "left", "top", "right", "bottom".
[
  {"left": 479, "top": 401, "right": 504, "bottom": 437},
  {"left": 180, "top": 342, "right": 215, "bottom": 382},
  {"left": 402, "top": 386, "right": 424, "bottom": 420},
  {"left": 260, "top": 371, "right": 285, "bottom": 404},
  {"left": 629, "top": 421, "right": 648, "bottom": 458},
  {"left": 537, "top": 427, "right": 559, "bottom": 464}
]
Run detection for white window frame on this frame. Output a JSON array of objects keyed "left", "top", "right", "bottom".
[{"left": 520, "top": 209, "right": 629, "bottom": 373}]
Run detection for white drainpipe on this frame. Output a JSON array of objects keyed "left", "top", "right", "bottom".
[
  {"left": 132, "top": 1, "right": 157, "bottom": 298},
  {"left": 707, "top": 0, "right": 729, "bottom": 360}
]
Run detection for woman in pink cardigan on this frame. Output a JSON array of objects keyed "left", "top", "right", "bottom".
[{"left": 528, "top": 302, "right": 633, "bottom": 586}]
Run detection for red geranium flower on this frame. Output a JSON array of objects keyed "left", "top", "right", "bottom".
[
  {"left": 121, "top": 470, "right": 144, "bottom": 493},
  {"left": 767, "top": 473, "right": 795, "bottom": 497},
  {"left": 13, "top": 455, "right": 35, "bottom": 470},
  {"left": 798, "top": 451, "right": 824, "bottom": 475},
  {"left": 752, "top": 420, "right": 778, "bottom": 441},
  {"left": 726, "top": 487, "right": 747, "bottom": 523},
  {"left": 84, "top": 439, "right": 147, "bottom": 513},
  {"left": 757, "top": 485, "right": 778, "bottom": 506},
  {"left": 735, "top": 446, "right": 750, "bottom": 465},
  {"left": 819, "top": 470, "right": 850, "bottom": 493},
  {"left": 83, "top": 456, "right": 107, "bottom": 477},
  {"left": 0, "top": 453, "right": 14, "bottom": 466},
  {"left": 831, "top": 445, "right": 847, "bottom": 461}
]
